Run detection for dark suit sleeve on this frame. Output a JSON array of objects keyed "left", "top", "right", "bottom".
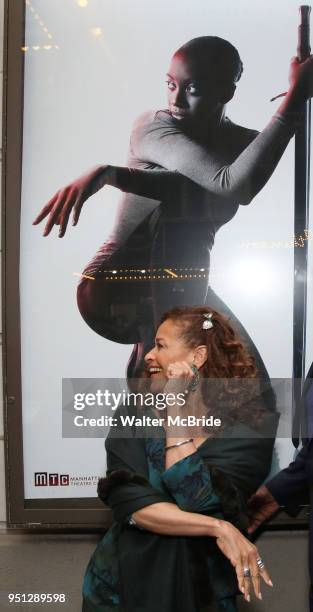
[{"left": 266, "top": 441, "right": 311, "bottom": 515}]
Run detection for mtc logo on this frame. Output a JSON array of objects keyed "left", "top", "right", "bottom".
[{"left": 34, "top": 473, "right": 69, "bottom": 486}]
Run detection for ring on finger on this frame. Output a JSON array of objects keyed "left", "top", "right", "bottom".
[
  {"left": 243, "top": 567, "right": 251, "bottom": 578},
  {"left": 257, "top": 557, "right": 265, "bottom": 570}
]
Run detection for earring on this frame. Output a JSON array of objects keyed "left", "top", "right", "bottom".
[{"left": 188, "top": 364, "right": 200, "bottom": 392}]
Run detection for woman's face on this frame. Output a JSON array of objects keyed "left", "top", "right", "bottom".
[
  {"left": 166, "top": 52, "right": 223, "bottom": 129},
  {"left": 144, "top": 319, "right": 194, "bottom": 392}
]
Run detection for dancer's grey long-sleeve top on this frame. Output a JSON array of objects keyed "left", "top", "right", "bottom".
[{"left": 82, "top": 109, "right": 295, "bottom": 276}]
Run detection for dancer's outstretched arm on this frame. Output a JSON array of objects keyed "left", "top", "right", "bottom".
[{"left": 32, "top": 164, "right": 194, "bottom": 237}]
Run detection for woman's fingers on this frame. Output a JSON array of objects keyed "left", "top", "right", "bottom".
[
  {"left": 234, "top": 558, "right": 245, "bottom": 598},
  {"left": 237, "top": 551, "right": 259, "bottom": 603},
  {"left": 259, "top": 562, "right": 273, "bottom": 588},
  {"left": 249, "top": 549, "right": 261, "bottom": 601},
  {"left": 33, "top": 167, "right": 109, "bottom": 234},
  {"left": 33, "top": 187, "right": 82, "bottom": 236},
  {"left": 217, "top": 524, "right": 273, "bottom": 602},
  {"left": 167, "top": 362, "right": 190, "bottom": 378},
  {"left": 289, "top": 54, "right": 313, "bottom": 98},
  {"left": 249, "top": 548, "right": 273, "bottom": 598},
  {"left": 43, "top": 190, "right": 77, "bottom": 237},
  {"left": 241, "top": 554, "right": 251, "bottom": 602},
  {"left": 182, "top": 361, "right": 195, "bottom": 379},
  {"left": 72, "top": 197, "right": 85, "bottom": 226},
  {"left": 216, "top": 537, "right": 247, "bottom": 599},
  {"left": 43, "top": 203, "right": 64, "bottom": 236},
  {"left": 233, "top": 555, "right": 252, "bottom": 602},
  {"left": 43, "top": 196, "right": 69, "bottom": 236},
  {"left": 32, "top": 194, "right": 58, "bottom": 225},
  {"left": 232, "top": 545, "right": 267, "bottom": 603},
  {"left": 58, "top": 196, "right": 78, "bottom": 237}
]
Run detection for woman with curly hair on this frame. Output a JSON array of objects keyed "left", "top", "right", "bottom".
[{"left": 82, "top": 306, "right": 276, "bottom": 612}]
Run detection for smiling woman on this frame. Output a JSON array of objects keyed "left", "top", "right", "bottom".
[
  {"left": 144, "top": 306, "right": 269, "bottom": 439},
  {"left": 82, "top": 305, "right": 277, "bottom": 611}
]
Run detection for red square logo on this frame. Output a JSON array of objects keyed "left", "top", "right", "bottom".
[{"left": 49, "top": 473, "right": 59, "bottom": 486}]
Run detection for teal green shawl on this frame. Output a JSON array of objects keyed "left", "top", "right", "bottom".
[{"left": 98, "top": 405, "right": 278, "bottom": 611}]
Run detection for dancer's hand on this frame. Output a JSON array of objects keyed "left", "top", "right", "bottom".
[
  {"left": 288, "top": 55, "right": 313, "bottom": 100},
  {"left": 32, "top": 165, "right": 113, "bottom": 237},
  {"left": 216, "top": 520, "right": 273, "bottom": 602}
]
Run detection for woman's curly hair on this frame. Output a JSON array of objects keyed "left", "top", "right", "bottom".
[{"left": 160, "top": 306, "right": 267, "bottom": 429}]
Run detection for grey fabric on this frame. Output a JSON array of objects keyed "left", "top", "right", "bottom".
[{"left": 76, "top": 108, "right": 294, "bottom": 389}]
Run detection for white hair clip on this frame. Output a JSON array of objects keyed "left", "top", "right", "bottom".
[{"left": 202, "top": 313, "right": 213, "bottom": 330}]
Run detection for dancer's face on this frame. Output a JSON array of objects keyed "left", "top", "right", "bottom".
[
  {"left": 166, "top": 52, "right": 226, "bottom": 129},
  {"left": 144, "top": 319, "right": 195, "bottom": 392}
]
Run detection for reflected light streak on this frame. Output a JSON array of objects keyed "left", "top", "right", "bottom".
[
  {"left": 78, "top": 267, "right": 208, "bottom": 281},
  {"left": 73, "top": 272, "right": 95, "bottom": 281},
  {"left": 163, "top": 268, "right": 178, "bottom": 278},
  {"left": 69, "top": 268, "right": 209, "bottom": 283},
  {"left": 21, "top": 45, "right": 60, "bottom": 52},
  {"left": 241, "top": 229, "right": 311, "bottom": 250},
  {"left": 26, "top": 0, "right": 56, "bottom": 44}
]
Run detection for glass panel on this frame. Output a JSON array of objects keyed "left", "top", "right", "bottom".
[{"left": 19, "top": 0, "right": 311, "bottom": 499}]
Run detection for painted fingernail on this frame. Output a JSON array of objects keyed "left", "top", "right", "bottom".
[
  {"left": 268, "top": 580, "right": 274, "bottom": 587},
  {"left": 246, "top": 594, "right": 250, "bottom": 602},
  {"left": 258, "top": 593, "right": 262, "bottom": 600}
]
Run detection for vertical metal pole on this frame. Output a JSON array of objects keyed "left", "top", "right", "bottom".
[{"left": 292, "top": 6, "right": 311, "bottom": 447}]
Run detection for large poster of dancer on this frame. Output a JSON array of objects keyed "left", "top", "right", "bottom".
[{"left": 20, "top": 0, "right": 312, "bottom": 500}]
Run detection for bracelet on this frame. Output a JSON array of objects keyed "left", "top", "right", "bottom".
[
  {"left": 128, "top": 515, "right": 144, "bottom": 530},
  {"left": 165, "top": 438, "right": 194, "bottom": 451}
]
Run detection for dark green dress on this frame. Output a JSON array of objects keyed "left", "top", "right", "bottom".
[{"left": 82, "top": 405, "right": 278, "bottom": 612}]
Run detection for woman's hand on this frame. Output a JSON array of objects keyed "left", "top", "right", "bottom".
[
  {"left": 288, "top": 55, "right": 313, "bottom": 100},
  {"left": 216, "top": 521, "right": 273, "bottom": 602},
  {"left": 32, "top": 165, "right": 113, "bottom": 237},
  {"left": 161, "top": 361, "right": 194, "bottom": 427},
  {"left": 162, "top": 361, "right": 205, "bottom": 440},
  {"left": 165, "top": 361, "right": 195, "bottom": 393}
]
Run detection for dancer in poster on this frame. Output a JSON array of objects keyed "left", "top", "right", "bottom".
[{"left": 33, "top": 37, "right": 313, "bottom": 390}]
